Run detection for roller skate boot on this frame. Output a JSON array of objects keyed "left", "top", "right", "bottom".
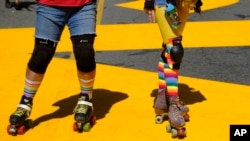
[
  {"left": 166, "top": 96, "right": 189, "bottom": 138},
  {"left": 171, "top": 96, "right": 189, "bottom": 121},
  {"left": 7, "top": 103, "right": 33, "bottom": 135},
  {"left": 73, "top": 94, "right": 96, "bottom": 132},
  {"left": 154, "top": 89, "right": 168, "bottom": 124}
]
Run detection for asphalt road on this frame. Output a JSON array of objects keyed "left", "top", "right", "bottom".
[{"left": 1, "top": 0, "right": 250, "bottom": 85}]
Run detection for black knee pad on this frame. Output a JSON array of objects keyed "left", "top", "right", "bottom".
[
  {"left": 71, "top": 34, "right": 96, "bottom": 73},
  {"left": 170, "top": 38, "right": 184, "bottom": 69},
  {"left": 28, "top": 38, "right": 57, "bottom": 73},
  {"left": 161, "top": 38, "right": 184, "bottom": 69},
  {"left": 170, "top": 40, "right": 184, "bottom": 63}
]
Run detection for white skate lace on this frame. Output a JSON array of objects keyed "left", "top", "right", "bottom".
[
  {"left": 13, "top": 107, "right": 31, "bottom": 117},
  {"left": 76, "top": 105, "right": 88, "bottom": 114},
  {"left": 13, "top": 104, "right": 32, "bottom": 117},
  {"left": 170, "top": 97, "right": 185, "bottom": 109},
  {"left": 14, "top": 108, "right": 26, "bottom": 116},
  {"left": 74, "top": 99, "right": 93, "bottom": 114}
]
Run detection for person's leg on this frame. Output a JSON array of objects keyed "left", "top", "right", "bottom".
[
  {"left": 68, "top": 3, "right": 97, "bottom": 129},
  {"left": 9, "top": 4, "right": 66, "bottom": 131},
  {"left": 71, "top": 34, "right": 96, "bottom": 126},
  {"left": 154, "top": 45, "right": 168, "bottom": 123},
  {"left": 154, "top": 0, "right": 190, "bottom": 128}
]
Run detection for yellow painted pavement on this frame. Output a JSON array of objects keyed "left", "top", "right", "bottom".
[
  {"left": 1, "top": 0, "right": 250, "bottom": 141},
  {"left": 1, "top": 20, "right": 250, "bottom": 52},
  {"left": 0, "top": 54, "right": 250, "bottom": 141}
]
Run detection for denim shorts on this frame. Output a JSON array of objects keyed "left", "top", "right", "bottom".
[
  {"left": 155, "top": 0, "right": 167, "bottom": 6},
  {"left": 35, "top": 3, "right": 97, "bottom": 42}
]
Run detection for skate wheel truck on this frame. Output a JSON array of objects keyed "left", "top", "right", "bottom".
[
  {"left": 7, "top": 119, "right": 33, "bottom": 135},
  {"left": 73, "top": 116, "right": 96, "bottom": 133}
]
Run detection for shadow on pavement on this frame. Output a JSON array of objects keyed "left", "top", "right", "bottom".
[
  {"left": 150, "top": 83, "right": 207, "bottom": 108},
  {"left": 32, "top": 89, "right": 128, "bottom": 128}
]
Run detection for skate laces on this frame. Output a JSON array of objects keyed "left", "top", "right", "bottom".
[
  {"left": 169, "top": 102, "right": 183, "bottom": 117},
  {"left": 170, "top": 97, "right": 185, "bottom": 109},
  {"left": 13, "top": 104, "right": 32, "bottom": 117},
  {"left": 74, "top": 98, "right": 93, "bottom": 114},
  {"left": 169, "top": 97, "right": 185, "bottom": 117}
]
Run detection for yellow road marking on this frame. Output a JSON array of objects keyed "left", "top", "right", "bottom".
[
  {"left": 96, "top": 0, "right": 105, "bottom": 25},
  {"left": 1, "top": 58, "right": 250, "bottom": 141},
  {"left": 1, "top": 20, "right": 250, "bottom": 52}
]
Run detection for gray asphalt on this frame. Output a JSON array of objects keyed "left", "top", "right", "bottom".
[{"left": 1, "top": 0, "right": 250, "bottom": 86}]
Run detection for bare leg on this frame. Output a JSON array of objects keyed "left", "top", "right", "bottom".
[{"left": 8, "top": 68, "right": 44, "bottom": 135}]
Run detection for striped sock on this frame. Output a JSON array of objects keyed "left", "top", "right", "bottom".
[
  {"left": 163, "top": 39, "right": 179, "bottom": 97},
  {"left": 21, "top": 78, "right": 41, "bottom": 104},
  {"left": 155, "top": 56, "right": 168, "bottom": 110},
  {"left": 79, "top": 78, "right": 94, "bottom": 100},
  {"left": 158, "top": 57, "right": 166, "bottom": 90},
  {"left": 164, "top": 67, "right": 179, "bottom": 96}
]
